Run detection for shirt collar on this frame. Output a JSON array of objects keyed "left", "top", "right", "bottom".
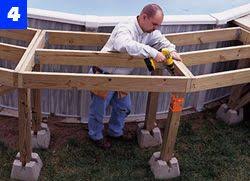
[{"left": 135, "top": 16, "right": 144, "bottom": 35}]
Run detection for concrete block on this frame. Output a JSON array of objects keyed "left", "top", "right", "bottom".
[
  {"left": 216, "top": 104, "right": 243, "bottom": 125},
  {"left": 32, "top": 123, "right": 50, "bottom": 149},
  {"left": 149, "top": 152, "right": 180, "bottom": 180},
  {"left": 216, "top": 103, "right": 228, "bottom": 120},
  {"left": 137, "top": 123, "right": 162, "bottom": 148},
  {"left": 225, "top": 108, "right": 243, "bottom": 125},
  {"left": 11, "top": 152, "right": 43, "bottom": 181}
]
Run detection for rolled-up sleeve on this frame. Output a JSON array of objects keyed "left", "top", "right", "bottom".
[
  {"left": 148, "top": 30, "right": 176, "bottom": 52},
  {"left": 113, "top": 26, "right": 159, "bottom": 59}
]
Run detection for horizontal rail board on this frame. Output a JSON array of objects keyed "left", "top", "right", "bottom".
[
  {"left": 46, "top": 27, "right": 240, "bottom": 47},
  {"left": 190, "top": 68, "right": 250, "bottom": 92},
  {"left": 47, "top": 30, "right": 109, "bottom": 46},
  {"left": 37, "top": 45, "right": 250, "bottom": 68},
  {"left": 0, "top": 67, "right": 15, "bottom": 87},
  {"left": 239, "top": 28, "right": 250, "bottom": 44},
  {"left": 181, "top": 45, "right": 250, "bottom": 66},
  {"left": 0, "top": 85, "right": 15, "bottom": 96},
  {"left": 21, "top": 72, "right": 188, "bottom": 92},
  {"left": 37, "top": 49, "right": 145, "bottom": 68},
  {"left": 0, "top": 29, "right": 37, "bottom": 43},
  {"left": 166, "top": 27, "right": 240, "bottom": 46},
  {"left": 0, "top": 43, "right": 26, "bottom": 62}
]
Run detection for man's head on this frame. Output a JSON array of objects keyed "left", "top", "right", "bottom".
[{"left": 138, "top": 4, "right": 164, "bottom": 33}]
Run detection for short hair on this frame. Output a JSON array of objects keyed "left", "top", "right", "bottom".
[{"left": 141, "top": 4, "right": 163, "bottom": 17}]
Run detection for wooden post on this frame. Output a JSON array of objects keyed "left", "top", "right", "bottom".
[
  {"left": 31, "top": 64, "right": 42, "bottom": 135},
  {"left": 234, "top": 91, "right": 250, "bottom": 110},
  {"left": 160, "top": 93, "right": 185, "bottom": 161},
  {"left": 144, "top": 69, "right": 163, "bottom": 131},
  {"left": 18, "top": 88, "right": 32, "bottom": 166},
  {"left": 228, "top": 59, "right": 250, "bottom": 109}
]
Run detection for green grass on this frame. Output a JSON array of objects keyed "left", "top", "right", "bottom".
[{"left": 0, "top": 108, "right": 249, "bottom": 180}]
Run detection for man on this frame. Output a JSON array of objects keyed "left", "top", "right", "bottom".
[{"left": 88, "top": 3, "right": 182, "bottom": 149}]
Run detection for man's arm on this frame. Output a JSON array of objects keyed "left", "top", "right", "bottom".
[
  {"left": 149, "top": 30, "right": 182, "bottom": 61},
  {"left": 113, "top": 26, "right": 159, "bottom": 59}
]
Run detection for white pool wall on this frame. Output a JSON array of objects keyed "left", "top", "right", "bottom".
[{"left": 28, "top": 3, "right": 250, "bottom": 28}]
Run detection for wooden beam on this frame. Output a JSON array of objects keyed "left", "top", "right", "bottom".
[
  {"left": 239, "top": 28, "right": 250, "bottom": 44},
  {"left": 15, "top": 30, "right": 42, "bottom": 72},
  {"left": 0, "top": 28, "right": 37, "bottom": 43},
  {"left": 159, "top": 61, "right": 189, "bottom": 161},
  {"left": 36, "top": 49, "right": 145, "bottom": 68},
  {"left": 173, "top": 61, "right": 194, "bottom": 93},
  {"left": 46, "top": 27, "right": 240, "bottom": 47},
  {"left": 190, "top": 68, "right": 250, "bottom": 92},
  {"left": 20, "top": 72, "right": 188, "bottom": 92},
  {"left": 0, "top": 43, "right": 26, "bottom": 62},
  {"left": 234, "top": 91, "right": 250, "bottom": 110},
  {"left": 38, "top": 48, "right": 228, "bottom": 70},
  {"left": 166, "top": 27, "right": 240, "bottom": 46},
  {"left": 228, "top": 84, "right": 246, "bottom": 109},
  {"left": 0, "top": 67, "right": 15, "bottom": 87},
  {"left": 144, "top": 69, "right": 162, "bottom": 131},
  {"left": 18, "top": 88, "right": 32, "bottom": 166},
  {"left": 181, "top": 45, "right": 250, "bottom": 66},
  {"left": 0, "top": 85, "right": 15, "bottom": 96},
  {"left": 47, "top": 30, "right": 109, "bottom": 46},
  {"left": 227, "top": 59, "right": 249, "bottom": 109},
  {"left": 31, "top": 65, "right": 42, "bottom": 134},
  {"left": 15, "top": 30, "right": 46, "bottom": 73},
  {"left": 173, "top": 61, "right": 194, "bottom": 77},
  {"left": 160, "top": 93, "right": 185, "bottom": 161}
]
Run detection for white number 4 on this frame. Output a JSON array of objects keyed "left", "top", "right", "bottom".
[{"left": 8, "top": 7, "right": 21, "bottom": 22}]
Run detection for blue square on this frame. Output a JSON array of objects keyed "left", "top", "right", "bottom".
[{"left": 0, "top": 0, "right": 27, "bottom": 29}]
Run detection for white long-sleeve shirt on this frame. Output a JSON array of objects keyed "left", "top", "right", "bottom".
[{"left": 98, "top": 17, "right": 176, "bottom": 75}]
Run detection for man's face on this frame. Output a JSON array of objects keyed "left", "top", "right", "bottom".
[{"left": 142, "top": 11, "right": 163, "bottom": 33}]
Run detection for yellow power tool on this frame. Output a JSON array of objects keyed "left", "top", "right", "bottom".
[{"left": 144, "top": 48, "right": 174, "bottom": 74}]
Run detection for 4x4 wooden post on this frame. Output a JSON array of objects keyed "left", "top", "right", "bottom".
[
  {"left": 18, "top": 88, "right": 32, "bottom": 166},
  {"left": 144, "top": 69, "right": 163, "bottom": 131}
]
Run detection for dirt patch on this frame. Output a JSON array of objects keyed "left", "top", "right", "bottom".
[
  {"left": 0, "top": 115, "right": 138, "bottom": 151},
  {"left": 0, "top": 116, "right": 19, "bottom": 149}
]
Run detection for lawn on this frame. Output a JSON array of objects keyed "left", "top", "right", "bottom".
[{"left": 0, "top": 106, "right": 249, "bottom": 180}]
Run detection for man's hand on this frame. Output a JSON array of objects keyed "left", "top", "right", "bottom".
[
  {"left": 154, "top": 52, "right": 166, "bottom": 62},
  {"left": 170, "top": 51, "right": 182, "bottom": 62}
]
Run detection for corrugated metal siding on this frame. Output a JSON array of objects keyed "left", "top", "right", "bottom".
[{"left": 0, "top": 18, "right": 238, "bottom": 120}]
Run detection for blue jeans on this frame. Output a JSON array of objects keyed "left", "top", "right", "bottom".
[{"left": 88, "top": 91, "right": 131, "bottom": 141}]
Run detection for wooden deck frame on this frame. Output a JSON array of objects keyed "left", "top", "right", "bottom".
[
  {"left": 1, "top": 29, "right": 45, "bottom": 166},
  {"left": 0, "top": 26, "right": 249, "bottom": 167},
  {"left": 14, "top": 30, "right": 46, "bottom": 166},
  {"left": 0, "top": 28, "right": 39, "bottom": 97},
  {"left": 228, "top": 18, "right": 250, "bottom": 111}
]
